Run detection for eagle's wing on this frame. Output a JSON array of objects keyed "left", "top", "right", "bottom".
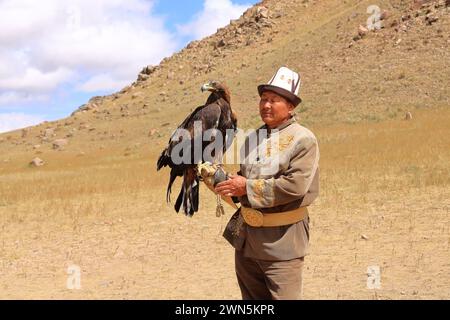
[
  {"left": 184, "top": 103, "right": 222, "bottom": 132},
  {"left": 157, "top": 102, "right": 222, "bottom": 171},
  {"left": 178, "top": 105, "right": 205, "bottom": 130},
  {"left": 164, "top": 103, "right": 221, "bottom": 150}
]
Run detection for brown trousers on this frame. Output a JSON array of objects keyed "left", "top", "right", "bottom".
[{"left": 235, "top": 250, "right": 305, "bottom": 300}]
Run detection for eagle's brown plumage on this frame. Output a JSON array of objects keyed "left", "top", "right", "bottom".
[{"left": 157, "top": 81, "right": 237, "bottom": 216}]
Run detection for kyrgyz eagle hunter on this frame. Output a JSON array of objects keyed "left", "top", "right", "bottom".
[{"left": 156, "top": 81, "right": 237, "bottom": 216}]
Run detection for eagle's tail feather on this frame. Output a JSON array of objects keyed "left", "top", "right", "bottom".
[
  {"left": 192, "top": 178, "right": 199, "bottom": 212},
  {"left": 166, "top": 168, "right": 178, "bottom": 203},
  {"left": 157, "top": 148, "right": 169, "bottom": 171},
  {"left": 174, "top": 187, "right": 183, "bottom": 213},
  {"left": 174, "top": 169, "right": 199, "bottom": 216},
  {"left": 183, "top": 178, "right": 199, "bottom": 216}
]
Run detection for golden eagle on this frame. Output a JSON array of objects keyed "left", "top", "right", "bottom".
[{"left": 157, "top": 81, "right": 237, "bottom": 216}]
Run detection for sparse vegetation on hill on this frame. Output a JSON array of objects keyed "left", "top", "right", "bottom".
[{"left": 1, "top": 0, "right": 449, "bottom": 157}]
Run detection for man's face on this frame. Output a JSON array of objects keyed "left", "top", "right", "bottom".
[{"left": 259, "top": 90, "right": 294, "bottom": 129}]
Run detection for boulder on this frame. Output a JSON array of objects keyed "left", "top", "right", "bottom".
[
  {"left": 216, "top": 39, "right": 226, "bottom": 48},
  {"left": 43, "top": 128, "right": 55, "bottom": 138},
  {"left": 138, "top": 73, "right": 150, "bottom": 82},
  {"left": 140, "top": 65, "right": 158, "bottom": 75},
  {"left": 52, "top": 139, "right": 68, "bottom": 150},
  {"left": 358, "top": 25, "right": 369, "bottom": 37},
  {"left": 30, "top": 158, "right": 45, "bottom": 167},
  {"left": 425, "top": 13, "right": 438, "bottom": 25},
  {"left": 255, "top": 6, "right": 269, "bottom": 22}
]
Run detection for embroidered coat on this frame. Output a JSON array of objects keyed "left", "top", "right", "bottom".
[{"left": 223, "top": 118, "right": 320, "bottom": 261}]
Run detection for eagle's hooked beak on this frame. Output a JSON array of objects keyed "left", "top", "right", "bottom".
[{"left": 201, "top": 82, "right": 214, "bottom": 92}]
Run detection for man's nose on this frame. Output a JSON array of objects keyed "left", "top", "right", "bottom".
[{"left": 261, "top": 101, "right": 272, "bottom": 109}]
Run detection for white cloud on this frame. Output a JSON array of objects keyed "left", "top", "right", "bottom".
[
  {"left": 0, "top": 0, "right": 255, "bottom": 127},
  {"left": 0, "top": 0, "right": 178, "bottom": 107},
  {"left": 0, "top": 0, "right": 58, "bottom": 47},
  {"left": 0, "top": 113, "right": 45, "bottom": 133},
  {"left": 0, "top": 67, "right": 73, "bottom": 93},
  {"left": 0, "top": 92, "right": 49, "bottom": 106},
  {"left": 177, "top": 0, "right": 252, "bottom": 39},
  {"left": 77, "top": 74, "right": 130, "bottom": 93}
]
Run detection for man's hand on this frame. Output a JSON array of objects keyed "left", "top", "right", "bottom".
[{"left": 215, "top": 174, "right": 247, "bottom": 197}]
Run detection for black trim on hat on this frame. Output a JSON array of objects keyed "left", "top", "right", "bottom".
[
  {"left": 292, "top": 75, "right": 300, "bottom": 94},
  {"left": 268, "top": 68, "right": 281, "bottom": 85},
  {"left": 258, "top": 84, "right": 302, "bottom": 107}
]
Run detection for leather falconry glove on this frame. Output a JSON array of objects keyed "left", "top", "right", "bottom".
[{"left": 197, "top": 162, "right": 239, "bottom": 212}]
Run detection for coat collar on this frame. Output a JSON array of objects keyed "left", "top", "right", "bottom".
[{"left": 263, "top": 116, "right": 297, "bottom": 135}]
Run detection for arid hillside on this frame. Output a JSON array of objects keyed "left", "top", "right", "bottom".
[{"left": 0, "top": 0, "right": 448, "bottom": 164}]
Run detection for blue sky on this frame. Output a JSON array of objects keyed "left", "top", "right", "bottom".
[{"left": 0, "top": 0, "right": 257, "bottom": 133}]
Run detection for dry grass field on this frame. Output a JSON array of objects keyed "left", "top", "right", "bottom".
[{"left": 1, "top": 106, "right": 449, "bottom": 299}]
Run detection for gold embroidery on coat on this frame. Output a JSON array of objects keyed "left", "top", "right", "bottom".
[
  {"left": 266, "top": 141, "right": 272, "bottom": 157},
  {"left": 279, "top": 135, "right": 294, "bottom": 152},
  {"left": 269, "top": 179, "right": 276, "bottom": 207},
  {"left": 252, "top": 179, "right": 265, "bottom": 204},
  {"left": 265, "top": 135, "right": 294, "bottom": 157}
]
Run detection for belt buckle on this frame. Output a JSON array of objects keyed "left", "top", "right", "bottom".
[{"left": 241, "top": 207, "right": 264, "bottom": 227}]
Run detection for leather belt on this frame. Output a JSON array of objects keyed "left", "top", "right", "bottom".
[{"left": 240, "top": 206, "right": 309, "bottom": 227}]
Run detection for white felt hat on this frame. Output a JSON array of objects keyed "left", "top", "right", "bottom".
[{"left": 258, "top": 66, "right": 302, "bottom": 106}]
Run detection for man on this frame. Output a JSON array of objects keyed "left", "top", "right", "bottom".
[{"left": 215, "top": 66, "right": 320, "bottom": 300}]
